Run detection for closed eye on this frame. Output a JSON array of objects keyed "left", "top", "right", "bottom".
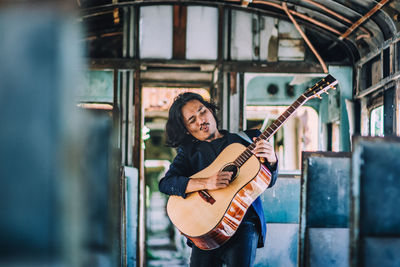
[{"left": 199, "top": 106, "right": 208, "bottom": 114}]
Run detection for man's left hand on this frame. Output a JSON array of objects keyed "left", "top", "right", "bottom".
[{"left": 252, "top": 137, "right": 277, "bottom": 165}]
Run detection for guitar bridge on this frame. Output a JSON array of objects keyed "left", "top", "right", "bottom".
[{"left": 198, "top": 190, "right": 215, "bottom": 205}]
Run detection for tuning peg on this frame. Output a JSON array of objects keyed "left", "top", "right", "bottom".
[
  {"left": 316, "top": 95, "right": 322, "bottom": 99},
  {"left": 325, "top": 91, "right": 329, "bottom": 95},
  {"left": 331, "top": 86, "right": 336, "bottom": 90}
]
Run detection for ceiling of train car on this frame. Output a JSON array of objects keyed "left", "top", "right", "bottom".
[{"left": 79, "top": 0, "right": 400, "bottom": 63}]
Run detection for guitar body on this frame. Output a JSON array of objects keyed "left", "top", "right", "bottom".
[{"left": 166, "top": 143, "right": 272, "bottom": 250}]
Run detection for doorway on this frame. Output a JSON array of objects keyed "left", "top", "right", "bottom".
[{"left": 142, "top": 87, "right": 209, "bottom": 266}]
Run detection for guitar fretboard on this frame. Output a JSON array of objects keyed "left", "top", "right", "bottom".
[
  {"left": 233, "top": 94, "right": 307, "bottom": 167},
  {"left": 232, "top": 74, "right": 337, "bottom": 167}
]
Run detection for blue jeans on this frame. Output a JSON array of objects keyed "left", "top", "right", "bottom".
[{"left": 189, "top": 220, "right": 259, "bottom": 267}]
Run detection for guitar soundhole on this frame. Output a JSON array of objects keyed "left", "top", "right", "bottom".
[{"left": 221, "top": 164, "right": 239, "bottom": 183}]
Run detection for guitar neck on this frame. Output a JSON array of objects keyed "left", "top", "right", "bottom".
[
  {"left": 233, "top": 94, "right": 307, "bottom": 167},
  {"left": 232, "top": 74, "right": 337, "bottom": 168},
  {"left": 253, "top": 94, "right": 307, "bottom": 144}
]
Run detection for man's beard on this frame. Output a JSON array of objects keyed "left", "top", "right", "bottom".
[{"left": 206, "top": 132, "right": 215, "bottom": 141}]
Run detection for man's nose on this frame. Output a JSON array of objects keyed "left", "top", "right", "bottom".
[
  {"left": 198, "top": 115, "right": 205, "bottom": 123},
  {"left": 198, "top": 117, "right": 206, "bottom": 126}
]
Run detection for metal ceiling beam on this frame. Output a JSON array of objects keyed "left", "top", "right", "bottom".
[
  {"left": 302, "top": 0, "right": 371, "bottom": 39},
  {"left": 339, "top": 0, "right": 391, "bottom": 40},
  {"left": 282, "top": 2, "right": 328, "bottom": 73},
  {"left": 252, "top": 0, "right": 342, "bottom": 36},
  {"left": 242, "top": 0, "right": 377, "bottom": 40},
  {"left": 311, "top": 0, "right": 391, "bottom": 40}
]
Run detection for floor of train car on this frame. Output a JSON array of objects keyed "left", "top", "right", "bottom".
[{"left": 147, "top": 191, "right": 190, "bottom": 266}]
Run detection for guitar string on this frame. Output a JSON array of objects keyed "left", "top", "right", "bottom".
[
  {"left": 233, "top": 76, "right": 337, "bottom": 167},
  {"left": 234, "top": 91, "right": 310, "bottom": 167}
]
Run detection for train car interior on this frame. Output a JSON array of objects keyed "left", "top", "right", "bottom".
[{"left": 1, "top": 0, "right": 400, "bottom": 266}]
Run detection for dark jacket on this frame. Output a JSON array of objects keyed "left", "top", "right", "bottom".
[{"left": 159, "top": 129, "right": 278, "bottom": 248}]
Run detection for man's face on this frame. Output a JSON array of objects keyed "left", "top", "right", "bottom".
[{"left": 181, "top": 99, "right": 219, "bottom": 142}]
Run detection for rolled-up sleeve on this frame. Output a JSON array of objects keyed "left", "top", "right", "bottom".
[
  {"left": 265, "top": 158, "right": 278, "bottom": 188},
  {"left": 159, "top": 147, "right": 191, "bottom": 198}
]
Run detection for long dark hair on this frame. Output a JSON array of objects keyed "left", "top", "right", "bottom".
[{"left": 165, "top": 92, "right": 219, "bottom": 148}]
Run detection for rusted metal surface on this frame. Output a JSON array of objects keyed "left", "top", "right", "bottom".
[
  {"left": 350, "top": 137, "right": 400, "bottom": 267},
  {"left": 300, "top": 151, "right": 351, "bottom": 267},
  {"left": 173, "top": 5, "right": 187, "bottom": 59},
  {"left": 254, "top": 223, "right": 298, "bottom": 267},
  {"left": 282, "top": 2, "right": 328, "bottom": 73},
  {"left": 124, "top": 167, "right": 139, "bottom": 267},
  {"left": 255, "top": 177, "right": 301, "bottom": 266}
]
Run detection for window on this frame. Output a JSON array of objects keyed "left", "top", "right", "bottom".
[
  {"left": 246, "top": 106, "right": 319, "bottom": 172},
  {"left": 77, "top": 70, "right": 114, "bottom": 110},
  {"left": 370, "top": 105, "right": 384, "bottom": 136}
]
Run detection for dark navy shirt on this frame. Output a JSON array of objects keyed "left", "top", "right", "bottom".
[{"left": 159, "top": 129, "right": 278, "bottom": 248}]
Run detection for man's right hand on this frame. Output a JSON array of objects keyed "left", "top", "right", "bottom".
[
  {"left": 205, "top": 171, "right": 233, "bottom": 190},
  {"left": 185, "top": 171, "right": 233, "bottom": 193}
]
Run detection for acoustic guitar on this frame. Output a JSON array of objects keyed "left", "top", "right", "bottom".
[{"left": 167, "top": 74, "right": 338, "bottom": 250}]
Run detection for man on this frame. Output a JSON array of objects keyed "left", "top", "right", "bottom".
[{"left": 159, "top": 92, "right": 278, "bottom": 267}]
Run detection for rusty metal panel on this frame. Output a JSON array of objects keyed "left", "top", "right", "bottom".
[
  {"left": 278, "top": 39, "right": 305, "bottom": 61},
  {"left": 278, "top": 19, "right": 302, "bottom": 39},
  {"left": 125, "top": 167, "right": 139, "bottom": 267},
  {"left": 277, "top": 20, "right": 304, "bottom": 61},
  {"left": 230, "top": 10, "right": 253, "bottom": 60},
  {"left": 308, "top": 228, "right": 349, "bottom": 267},
  {"left": 139, "top": 5, "right": 173, "bottom": 59},
  {"left": 259, "top": 16, "right": 276, "bottom": 61},
  {"left": 300, "top": 152, "right": 351, "bottom": 267},
  {"left": 351, "top": 137, "right": 400, "bottom": 267},
  {"left": 397, "top": 41, "right": 400, "bottom": 72},
  {"left": 78, "top": 70, "right": 114, "bottom": 103},
  {"left": 186, "top": 6, "right": 218, "bottom": 60},
  {"left": 254, "top": 223, "right": 298, "bottom": 267},
  {"left": 306, "top": 156, "right": 350, "bottom": 228},
  {"left": 361, "top": 238, "right": 400, "bottom": 267},
  {"left": 261, "top": 178, "right": 300, "bottom": 223},
  {"left": 255, "top": 177, "right": 300, "bottom": 266},
  {"left": 173, "top": 5, "right": 187, "bottom": 60},
  {"left": 0, "top": 7, "right": 87, "bottom": 265},
  {"left": 352, "top": 138, "right": 400, "bottom": 235}
]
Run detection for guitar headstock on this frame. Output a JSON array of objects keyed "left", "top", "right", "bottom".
[{"left": 303, "top": 74, "right": 338, "bottom": 100}]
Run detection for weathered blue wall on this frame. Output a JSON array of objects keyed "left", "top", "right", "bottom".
[
  {"left": 300, "top": 153, "right": 351, "bottom": 267},
  {"left": 125, "top": 167, "right": 139, "bottom": 267},
  {"left": 77, "top": 70, "right": 114, "bottom": 103},
  {"left": 246, "top": 75, "right": 321, "bottom": 110},
  {"left": 319, "top": 66, "right": 353, "bottom": 152},
  {"left": 254, "top": 178, "right": 300, "bottom": 266},
  {"left": 254, "top": 223, "right": 298, "bottom": 267},
  {"left": 0, "top": 6, "right": 83, "bottom": 265},
  {"left": 261, "top": 178, "right": 300, "bottom": 223},
  {"left": 351, "top": 138, "right": 400, "bottom": 267},
  {"left": 306, "top": 157, "right": 350, "bottom": 228},
  {"left": 0, "top": 6, "right": 119, "bottom": 266}
]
